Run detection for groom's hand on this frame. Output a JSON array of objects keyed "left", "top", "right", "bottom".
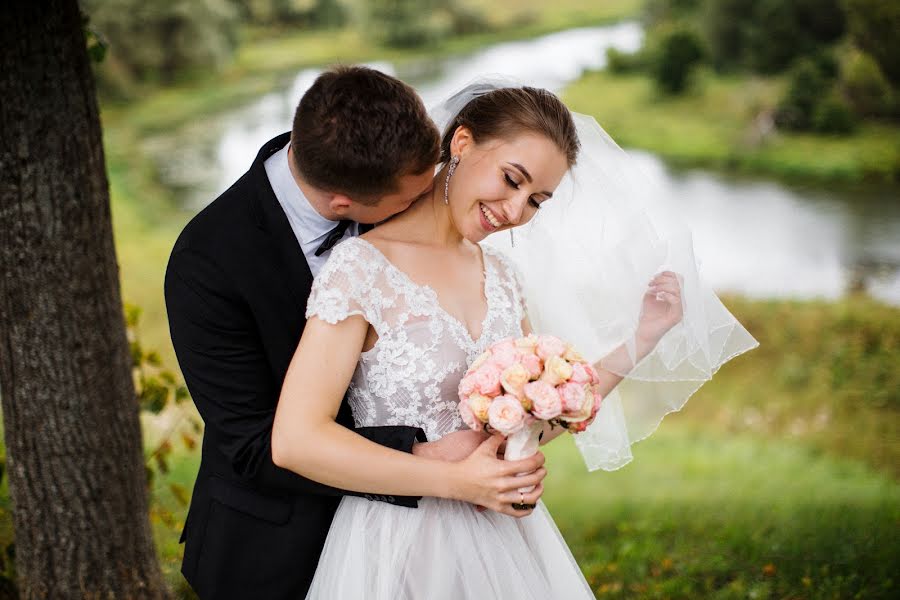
[
  {"left": 449, "top": 434, "right": 546, "bottom": 518},
  {"left": 412, "top": 429, "right": 491, "bottom": 462}
]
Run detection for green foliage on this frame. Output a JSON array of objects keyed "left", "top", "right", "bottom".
[
  {"left": 82, "top": 12, "right": 109, "bottom": 64},
  {"left": 703, "top": 0, "right": 845, "bottom": 74},
  {"left": 83, "top": 0, "right": 239, "bottom": 89},
  {"left": 606, "top": 47, "right": 646, "bottom": 74},
  {"left": 842, "top": 0, "right": 900, "bottom": 85},
  {"left": 565, "top": 69, "right": 900, "bottom": 183},
  {"left": 841, "top": 48, "right": 895, "bottom": 118},
  {"left": 125, "top": 303, "right": 200, "bottom": 489},
  {"left": 775, "top": 58, "right": 834, "bottom": 132},
  {"left": 813, "top": 94, "right": 856, "bottom": 135},
  {"left": 651, "top": 25, "right": 705, "bottom": 94},
  {"left": 366, "top": 0, "right": 490, "bottom": 48}
]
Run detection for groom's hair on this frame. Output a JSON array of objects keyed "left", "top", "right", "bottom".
[{"left": 291, "top": 66, "right": 440, "bottom": 204}]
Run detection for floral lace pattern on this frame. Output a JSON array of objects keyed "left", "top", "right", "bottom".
[{"left": 307, "top": 237, "right": 526, "bottom": 441}]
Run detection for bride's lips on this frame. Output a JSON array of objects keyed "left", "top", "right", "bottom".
[{"left": 479, "top": 203, "right": 503, "bottom": 233}]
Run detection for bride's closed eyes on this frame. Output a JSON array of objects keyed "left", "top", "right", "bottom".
[{"left": 503, "top": 172, "right": 543, "bottom": 210}]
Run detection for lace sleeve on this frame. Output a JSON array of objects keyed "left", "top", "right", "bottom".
[{"left": 306, "top": 238, "right": 386, "bottom": 332}]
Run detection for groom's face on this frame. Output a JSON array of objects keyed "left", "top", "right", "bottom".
[{"left": 344, "top": 168, "right": 435, "bottom": 224}]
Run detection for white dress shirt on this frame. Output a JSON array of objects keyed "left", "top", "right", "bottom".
[{"left": 263, "top": 142, "right": 358, "bottom": 277}]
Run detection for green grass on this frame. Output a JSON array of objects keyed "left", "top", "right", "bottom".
[
  {"left": 543, "top": 430, "right": 899, "bottom": 599},
  {"left": 136, "top": 295, "right": 900, "bottom": 598},
  {"left": 563, "top": 70, "right": 900, "bottom": 184}
]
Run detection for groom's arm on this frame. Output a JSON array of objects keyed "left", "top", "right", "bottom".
[{"left": 164, "top": 247, "right": 425, "bottom": 507}]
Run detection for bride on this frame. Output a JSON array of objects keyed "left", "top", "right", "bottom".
[{"left": 272, "top": 84, "right": 755, "bottom": 598}]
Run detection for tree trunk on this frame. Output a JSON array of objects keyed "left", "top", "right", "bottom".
[{"left": 0, "top": 1, "right": 170, "bottom": 598}]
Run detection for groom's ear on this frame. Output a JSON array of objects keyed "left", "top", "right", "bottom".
[{"left": 328, "top": 194, "right": 355, "bottom": 216}]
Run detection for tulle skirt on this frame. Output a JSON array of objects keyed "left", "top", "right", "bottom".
[{"left": 305, "top": 496, "right": 595, "bottom": 599}]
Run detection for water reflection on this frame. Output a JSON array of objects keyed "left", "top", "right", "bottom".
[{"left": 144, "top": 23, "right": 900, "bottom": 305}]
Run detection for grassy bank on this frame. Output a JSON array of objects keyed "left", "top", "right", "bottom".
[
  {"left": 140, "top": 295, "right": 899, "bottom": 598},
  {"left": 563, "top": 70, "right": 900, "bottom": 184}
]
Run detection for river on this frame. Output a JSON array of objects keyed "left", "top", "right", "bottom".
[{"left": 145, "top": 21, "right": 900, "bottom": 305}]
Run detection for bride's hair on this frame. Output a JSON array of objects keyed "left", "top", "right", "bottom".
[{"left": 439, "top": 87, "right": 580, "bottom": 167}]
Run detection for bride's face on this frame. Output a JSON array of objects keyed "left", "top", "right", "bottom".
[{"left": 448, "top": 127, "right": 568, "bottom": 243}]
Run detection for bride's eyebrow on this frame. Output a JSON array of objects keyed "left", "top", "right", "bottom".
[
  {"left": 508, "top": 162, "right": 553, "bottom": 198},
  {"left": 508, "top": 162, "right": 533, "bottom": 183}
]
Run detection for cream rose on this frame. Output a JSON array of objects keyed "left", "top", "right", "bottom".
[
  {"left": 564, "top": 345, "right": 585, "bottom": 363},
  {"left": 515, "top": 334, "right": 539, "bottom": 353},
  {"left": 500, "top": 363, "right": 529, "bottom": 397},
  {"left": 467, "top": 393, "right": 492, "bottom": 422},
  {"left": 541, "top": 355, "right": 574, "bottom": 386},
  {"left": 524, "top": 381, "right": 562, "bottom": 420},
  {"left": 487, "top": 395, "right": 527, "bottom": 435}
]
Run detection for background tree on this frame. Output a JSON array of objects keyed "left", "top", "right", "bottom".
[{"left": 0, "top": 1, "right": 170, "bottom": 598}]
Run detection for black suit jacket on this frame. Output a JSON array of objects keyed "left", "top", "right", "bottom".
[{"left": 164, "top": 132, "right": 425, "bottom": 599}]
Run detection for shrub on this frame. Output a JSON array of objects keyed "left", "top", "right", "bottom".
[
  {"left": 651, "top": 26, "right": 706, "bottom": 94},
  {"left": 813, "top": 93, "right": 857, "bottom": 134},
  {"left": 843, "top": 0, "right": 900, "bottom": 84},
  {"left": 705, "top": 0, "right": 845, "bottom": 74},
  {"left": 606, "top": 47, "right": 645, "bottom": 74},
  {"left": 775, "top": 58, "right": 831, "bottom": 130},
  {"left": 841, "top": 48, "right": 894, "bottom": 117}
]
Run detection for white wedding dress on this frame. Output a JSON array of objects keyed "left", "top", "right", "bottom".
[{"left": 304, "top": 237, "right": 595, "bottom": 599}]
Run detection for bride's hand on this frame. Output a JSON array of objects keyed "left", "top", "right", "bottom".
[
  {"left": 636, "top": 270, "right": 684, "bottom": 347},
  {"left": 448, "top": 434, "right": 546, "bottom": 518},
  {"left": 412, "top": 429, "right": 491, "bottom": 462}
]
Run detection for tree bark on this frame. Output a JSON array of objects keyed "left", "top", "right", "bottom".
[{"left": 0, "top": 1, "right": 170, "bottom": 598}]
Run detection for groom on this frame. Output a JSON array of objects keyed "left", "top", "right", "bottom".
[{"left": 165, "top": 66, "right": 544, "bottom": 599}]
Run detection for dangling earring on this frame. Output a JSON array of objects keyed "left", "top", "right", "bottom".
[
  {"left": 444, "top": 155, "right": 460, "bottom": 205},
  {"left": 510, "top": 228, "right": 515, "bottom": 247}
]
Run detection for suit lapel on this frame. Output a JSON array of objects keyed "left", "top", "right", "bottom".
[{"left": 248, "top": 133, "right": 315, "bottom": 315}]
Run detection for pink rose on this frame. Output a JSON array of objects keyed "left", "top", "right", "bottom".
[
  {"left": 570, "top": 363, "right": 594, "bottom": 385},
  {"left": 541, "top": 355, "right": 573, "bottom": 386},
  {"left": 487, "top": 395, "right": 527, "bottom": 436},
  {"left": 491, "top": 341, "right": 520, "bottom": 370},
  {"left": 472, "top": 363, "right": 502, "bottom": 397},
  {"left": 520, "top": 353, "right": 543, "bottom": 380},
  {"left": 458, "top": 400, "right": 483, "bottom": 431},
  {"left": 524, "top": 381, "right": 562, "bottom": 420},
  {"left": 500, "top": 363, "right": 529, "bottom": 397},
  {"left": 458, "top": 374, "right": 477, "bottom": 399},
  {"left": 566, "top": 396, "right": 600, "bottom": 433},
  {"left": 536, "top": 335, "right": 567, "bottom": 360},
  {"left": 559, "top": 382, "right": 587, "bottom": 414},
  {"left": 467, "top": 393, "right": 492, "bottom": 422}
]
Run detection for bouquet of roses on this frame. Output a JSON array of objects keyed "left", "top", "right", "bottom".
[{"left": 457, "top": 334, "right": 602, "bottom": 481}]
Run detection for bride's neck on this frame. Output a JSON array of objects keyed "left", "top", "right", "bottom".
[{"left": 385, "top": 169, "right": 465, "bottom": 248}]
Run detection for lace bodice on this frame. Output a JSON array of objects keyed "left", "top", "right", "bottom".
[{"left": 306, "top": 237, "right": 526, "bottom": 440}]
